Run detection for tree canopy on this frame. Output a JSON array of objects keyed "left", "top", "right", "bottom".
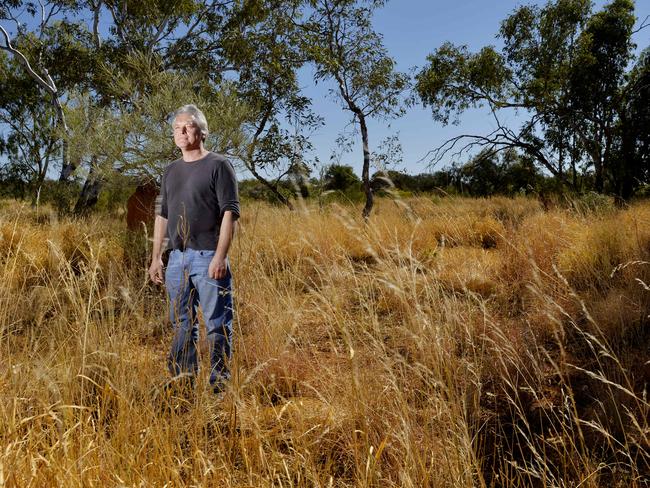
[
  {"left": 1, "top": 0, "right": 649, "bottom": 211},
  {"left": 415, "top": 0, "right": 648, "bottom": 199}
]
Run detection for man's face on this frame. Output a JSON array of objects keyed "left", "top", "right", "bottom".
[{"left": 172, "top": 114, "right": 203, "bottom": 150}]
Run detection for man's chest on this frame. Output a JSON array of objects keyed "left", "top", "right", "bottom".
[{"left": 167, "top": 165, "right": 215, "bottom": 200}]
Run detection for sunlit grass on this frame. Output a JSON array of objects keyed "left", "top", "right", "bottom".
[{"left": 0, "top": 196, "right": 648, "bottom": 487}]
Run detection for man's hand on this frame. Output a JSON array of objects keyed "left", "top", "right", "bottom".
[
  {"left": 209, "top": 255, "right": 228, "bottom": 280},
  {"left": 149, "top": 258, "right": 164, "bottom": 284}
]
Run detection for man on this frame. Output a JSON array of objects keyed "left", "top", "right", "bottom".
[{"left": 149, "top": 104, "right": 239, "bottom": 395}]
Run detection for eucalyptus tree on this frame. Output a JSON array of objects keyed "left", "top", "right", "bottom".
[
  {"left": 301, "top": 0, "right": 408, "bottom": 218},
  {"left": 0, "top": 51, "right": 60, "bottom": 202},
  {"left": 567, "top": 0, "right": 636, "bottom": 192},
  {"left": 0, "top": 1, "right": 74, "bottom": 136},
  {"left": 416, "top": 0, "right": 641, "bottom": 197},
  {"left": 219, "top": 0, "right": 320, "bottom": 209},
  {"left": 0, "top": 0, "right": 99, "bottom": 195}
]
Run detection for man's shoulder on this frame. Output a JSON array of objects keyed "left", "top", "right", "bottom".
[
  {"left": 203, "top": 152, "right": 237, "bottom": 178},
  {"left": 205, "top": 151, "right": 232, "bottom": 166}
]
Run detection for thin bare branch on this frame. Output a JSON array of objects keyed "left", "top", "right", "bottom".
[
  {"left": 0, "top": 25, "right": 68, "bottom": 133},
  {"left": 38, "top": 0, "right": 45, "bottom": 29},
  {"left": 3, "top": 9, "right": 24, "bottom": 36},
  {"left": 632, "top": 15, "right": 649, "bottom": 34},
  {"left": 39, "top": 2, "right": 62, "bottom": 38}
]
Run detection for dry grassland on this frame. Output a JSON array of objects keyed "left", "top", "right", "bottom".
[{"left": 0, "top": 195, "right": 648, "bottom": 487}]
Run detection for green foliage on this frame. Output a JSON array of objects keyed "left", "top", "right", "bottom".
[
  {"left": 416, "top": 43, "right": 507, "bottom": 125},
  {"left": 1, "top": 0, "right": 314, "bottom": 212},
  {"left": 239, "top": 177, "right": 305, "bottom": 205},
  {"left": 322, "top": 164, "right": 361, "bottom": 192},
  {"left": 569, "top": 191, "right": 616, "bottom": 215},
  {"left": 0, "top": 49, "right": 60, "bottom": 203},
  {"left": 0, "top": 0, "right": 411, "bottom": 215},
  {"left": 0, "top": 163, "right": 29, "bottom": 199},
  {"left": 36, "top": 179, "right": 81, "bottom": 214},
  {"left": 615, "top": 47, "right": 650, "bottom": 198},
  {"left": 219, "top": 0, "right": 320, "bottom": 207},
  {"left": 5, "top": 0, "right": 645, "bottom": 211},
  {"left": 415, "top": 0, "right": 647, "bottom": 200},
  {"left": 371, "top": 149, "right": 546, "bottom": 198},
  {"left": 568, "top": 0, "right": 635, "bottom": 191},
  {"left": 372, "top": 170, "right": 450, "bottom": 194},
  {"left": 303, "top": 0, "right": 408, "bottom": 121},
  {"left": 456, "top": 149, "right": 545, "bottom": 197},
  {"left": 93, "top": 174, "right": 138, "bottom": 214}
]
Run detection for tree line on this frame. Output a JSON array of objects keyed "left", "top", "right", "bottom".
[
  {"left": 1, "top": 0, "right": 648, "bottom": 217},
  {"left": 240, "top": 148, "right": 565, "bottom": 205}
]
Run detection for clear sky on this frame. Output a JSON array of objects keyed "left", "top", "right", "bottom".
[{"left": 298, "top": 0, "right": 650, "bottom": 177}]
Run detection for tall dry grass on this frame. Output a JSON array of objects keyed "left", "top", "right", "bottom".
[{"left": 0, "top": 195, "right": 648, "bottom": 487}]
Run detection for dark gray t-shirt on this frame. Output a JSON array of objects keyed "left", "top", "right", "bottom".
[{"left": 159, "top": 152, "right": 240, "bottom": 251}]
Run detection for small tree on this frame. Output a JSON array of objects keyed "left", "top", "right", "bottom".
[
  {"left": 0, "top": 2, "right": 93, "bottom": 182},
  {"left": 220, "top": 0, "right": 321, "bottom": 210},
  {"left": 567, "top": 0, "right": 636, "bottom": 192},
  {"left": 302, "top": 0, "right": 408, "bottom": 218},
  {"left": 617, "top": 47, "right": 650, "bottom": 198},
  {"left": 323, "top": 164, "right": 361, "bottom": 192}
]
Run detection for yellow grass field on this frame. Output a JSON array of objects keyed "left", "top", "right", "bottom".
[{"left": 0, "top": 195, "right": 648, "bottom": 487}]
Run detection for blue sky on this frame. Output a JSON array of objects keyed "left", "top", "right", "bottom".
[{"left": 299, "top": 0, "right": 650, "bottom": 177}]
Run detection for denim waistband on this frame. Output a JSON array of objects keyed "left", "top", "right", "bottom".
[{"left": 171, "top": 248, "right": 215, "bottom": 256}]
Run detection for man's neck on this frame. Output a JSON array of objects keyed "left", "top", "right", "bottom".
[{"left": 181, "top": 146, "right": 209, "bottom": 162}]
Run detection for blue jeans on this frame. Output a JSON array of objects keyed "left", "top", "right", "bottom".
[{"left": 164, "top": 249, "right": 233, "bottom": 389}]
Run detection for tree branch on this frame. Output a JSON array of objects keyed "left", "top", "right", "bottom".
[
  {"left": 420, "top": 112, "right": 567, "bottom": 183},
  {"left": 3, "top": 9, "right": 24, "bottom": 37},
  {"left": 0, "top": 25, "right": 68, "bottom": 134},
  {"left": 92, "top": 0, "right": 102, "bottom": 48},
  {"left": 633, "top": 15, "right": 649, "bottom": 34}
]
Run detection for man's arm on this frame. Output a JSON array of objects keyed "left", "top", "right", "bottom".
[
  {"left": 209, "top": 210, "right": 236, "bottom": 280},
  {"left": 148, "top": 215, "right": 168, "bottom": 284}
]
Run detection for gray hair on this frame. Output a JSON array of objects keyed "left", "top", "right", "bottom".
[{"left": 172, "top": 104, "right": 209, "bottom": 140}]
